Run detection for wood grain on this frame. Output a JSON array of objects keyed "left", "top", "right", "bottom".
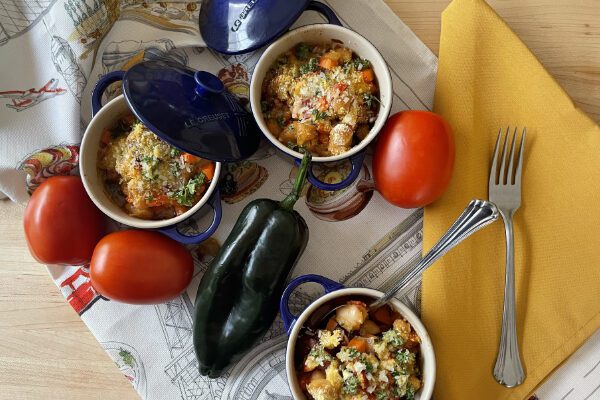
[
  {"left": 0, "top": 1, "right": 598, "bottom": 399},
  {"left": 387, "top": 0, "right": 600, "bottom": 122}
]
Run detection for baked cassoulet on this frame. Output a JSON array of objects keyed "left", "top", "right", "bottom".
[
  {"left": 296, "top": 301, "right": 422, "bottom": 400},
  {"left": 261, "top": 42, "right": 380, "bottom": 157},
  {"left": 97, "top": 114, "right": 215, "bottom": 220}
]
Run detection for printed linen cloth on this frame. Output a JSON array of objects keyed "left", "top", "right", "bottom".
[{"left": 0, "top": 0, "right": 595, "bottom": 398}]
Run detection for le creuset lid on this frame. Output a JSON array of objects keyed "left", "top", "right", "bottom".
[
  {"left": 199, "top": 0, "right": 311, "bottom": 54},
  {"left": 122, "top": 60, "right": 260, "bottom": 162}
]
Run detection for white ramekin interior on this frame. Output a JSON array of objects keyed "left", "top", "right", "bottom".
[
  {"left": 250, "top": 24, "right": 393, "bottom": 162},
  {"left": 79, "top": 95, "right": 221, "bottom": 229},
  {"left": 285, "top": 287, "right": 435, "bottom": 400}
]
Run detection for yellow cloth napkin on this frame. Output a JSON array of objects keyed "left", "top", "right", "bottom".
[{"left": 422, "top": 0, "right": 600, "bottom": 398}]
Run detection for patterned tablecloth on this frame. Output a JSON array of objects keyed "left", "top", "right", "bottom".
[{"left": 0, "top": 0, "right": 597, "bottom": 398}]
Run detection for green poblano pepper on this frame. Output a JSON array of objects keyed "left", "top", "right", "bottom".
[{"left": 193, "top": 152, "right": 312, "bottom": 377}]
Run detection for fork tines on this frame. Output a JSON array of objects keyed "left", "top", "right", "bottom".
[{"left": 490, "top": 127, "right": 526, "bottom": 187}]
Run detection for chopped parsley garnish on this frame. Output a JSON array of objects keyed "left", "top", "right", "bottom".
[
  {"left": 170, "top": 147, "right": 181, "bottom": 157},
  {"left": 300, "top": 57, "right": 318, "bottom": 74},
  {"left": 346, "top": 347, "right": 359, "bottom": 358},
  {"left": 395, "top": 349, "right": 415, "bottom": 366},
  {"left": 169, "top": 162, "right": 181, "bottom": 176},
  {"left": 276, "top": 116, "right": 286, "bottom": 128},
  {"left": 170, "top": 172, "right": 205, "bottom": 206},
  {"left": 382, "top": 329, "right": 404, "bottom": 347},
  {"left": 296, "top": 42, "right": 310, "bottom": 60},
  {"left": 353, "top": 57, "right": 371, "bottom": 70},
  {"left": 140, "top": 156, "right": 159, "bottom": 180},
  {"left": 307, "top": 345, "right": 332, "bottom": 367},
  {"left": 337, "top": 346, "right": 360, "bottom": 362},
  {"left": 376, "top": 391, "right": 389, "bottom": 400},
  {"left": 405, "top": 386, "right": 416, "bottom": 400},
  {"left": 364, "top": 360, "right": 375, "bottom": 373},
  {"left": 312, "top": 109, "right": 328, "bottom": 120},
  {"left": 342, "top": 375, "right": 359, "bottom": 395}
]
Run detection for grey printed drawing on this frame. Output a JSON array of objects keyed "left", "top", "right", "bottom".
[
  {"left": 98, "top": 38, "right": 188, "bottom": 100},
  {"left": 221, "top": 336, "right": 292, "bottom": 400},
  {"left": 51, "top": 36, "right": 87, "bottom": 102},
  {"left": 165, "top": 346, "right": 228, "bottom": 400},
  {"left": 155, "top": 296, "right": 194, "bottom": 359},
  {"left": 0, "top": 0, "right": 58, "bottom": 46},
  {"left": 102, "top": 38, "right": 188, "bottom": 74},
  {"left": 340, "top": 208, "right": 424, "bottom": 312}
]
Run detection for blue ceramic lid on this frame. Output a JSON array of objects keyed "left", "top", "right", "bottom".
[
  {"left": 122, "top": 60, "right": 260, "bottom": 162},
  {"left": 199, "top": 0, "right": 313, "bottom": 54}
]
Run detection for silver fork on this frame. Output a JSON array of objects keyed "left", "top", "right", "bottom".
[{"left": 489, "top": 127, "right": 526, "bottom": 387}]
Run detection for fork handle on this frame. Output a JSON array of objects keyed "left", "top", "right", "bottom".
[
  {"left": 369, "top": 199, "right": 499, "bottom": 310},
  {"left": 493, "top": 213, "right": 526, "bottom": 387}
]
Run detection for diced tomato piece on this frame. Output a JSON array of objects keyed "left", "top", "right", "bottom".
[{"left": 335, "top": 83, "right": 348, "bottom": 92}]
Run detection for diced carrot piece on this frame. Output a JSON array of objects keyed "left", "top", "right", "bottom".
[
  {"left": 371, "top": 305, "right": 396, "bottom": 326},
  {"left": 325, "top": 316, "right": 338, "bottom": 331},
  {"left": 347, "top": 337, "right": 368, "bottom": 353},
  {"left": 182, "top": 153, "right": 200, "bottom": 163},
  {"left": 201, "top": 163, "right": 215, "bottom": 181},
  {"left": 319, "top": 56, "right": 338, "bottom": 70},
  {"left": 361, "top": 69, "right": 375, "bottom": 83},
  {"left": 101, "top": 129, "right": 111, "bottom": 145}
]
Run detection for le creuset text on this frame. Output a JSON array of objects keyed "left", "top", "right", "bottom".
[
  {"left": 231, "top": 0, "right": 259, "bottom": 32},
  {"left": 184, "top": 113, "right": 230, "bottom": 129}
]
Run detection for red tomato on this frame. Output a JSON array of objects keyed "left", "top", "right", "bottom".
[
  {"left": 373, "top": 111, "right": 455, "bottom": 208},
  {"left": 90, "top": 230, "right": 194, "bottom": 304},
  {"left": 24, "top": 176, "right": 107, "bottom": 265}
]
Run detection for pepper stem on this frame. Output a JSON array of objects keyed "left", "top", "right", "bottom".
[{"left": 280, "top": 151, "right": 312, "bottom": 211}]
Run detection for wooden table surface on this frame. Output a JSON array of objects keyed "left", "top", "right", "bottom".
[{"left": 1, "top": 1, "right": 598, "bottom": 399}]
